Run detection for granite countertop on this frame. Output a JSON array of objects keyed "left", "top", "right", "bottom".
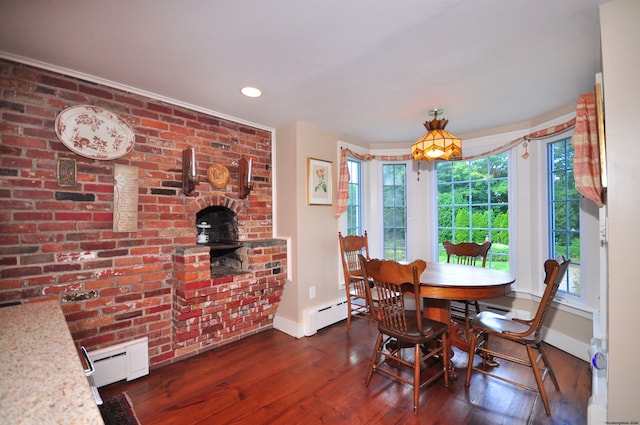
[{"left": 0, "top": 301, "right": 104, "bottom": 424}]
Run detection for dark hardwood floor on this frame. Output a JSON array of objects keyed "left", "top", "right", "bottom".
[{"left": 99, "top": 318, "right": 591, "bottom": 425}]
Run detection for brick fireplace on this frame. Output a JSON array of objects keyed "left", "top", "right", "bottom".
[
  {"left": 168, "top": 196, "right": 287, "bottom": 362},
  {"left": 0, "top": 59, "right": 287, "bottom": 369}
]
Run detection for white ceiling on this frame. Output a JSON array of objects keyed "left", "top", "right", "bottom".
[{"left": 0, "top": 0, "right": 610, "bottom": 144}]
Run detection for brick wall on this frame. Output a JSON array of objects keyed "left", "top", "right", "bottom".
[
  {"left": 0, "top": 59, "right": 287, "bottom": 368},
  {"left": 171, "top": 239, "right": 287, "bottom": 363}
]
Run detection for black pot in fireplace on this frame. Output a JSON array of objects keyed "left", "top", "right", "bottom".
[{"left": 196, "top": 206, "right": 245, "bottom": 277}]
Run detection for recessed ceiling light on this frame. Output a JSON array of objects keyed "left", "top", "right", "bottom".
[{"left": 240, "top": 87, "right": 262, "bottom": 98}]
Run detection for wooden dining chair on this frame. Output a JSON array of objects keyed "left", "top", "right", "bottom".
[
  {"left": 443, "top": 240, "right": 492, "bottom": 321},
  {"left": 359, "top": 255, "right": 449, "bottom": 415},
  {"left": 338, "top": 231, "right": 374, "bottom": 332},
  {"left": 464, "top": 256, "right": 570, "bottom": 415}
]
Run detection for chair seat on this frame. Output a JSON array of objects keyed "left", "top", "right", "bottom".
[
  {"left": 349, "top": 296, "right": 367, "bottom": 307},
  {"left": 353, "top": 287, "right": 387, "bottom": 301},
  {"left": 378, "top": 311, "right": 448, "bottom": 345},
  {"left": 470, "top": 311, "right": 538, "bottom": 343}
]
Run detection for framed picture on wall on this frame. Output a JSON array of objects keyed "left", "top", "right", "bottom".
[{"left": 307, "top": 157, "right": 333, "bottom": 205}]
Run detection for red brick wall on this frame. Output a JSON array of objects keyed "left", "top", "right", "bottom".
[{"left": 0, "top": 59, "right": 286, "bottom": 368}]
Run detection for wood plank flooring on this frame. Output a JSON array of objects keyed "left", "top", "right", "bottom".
[{"left": 99, "top": 318, "right": 591, "bottom": 425}]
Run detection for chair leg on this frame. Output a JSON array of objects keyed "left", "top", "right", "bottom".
[
  {"left": 465, "top": 329, "right": 478, "bottom": 386},
  {"left": 478, "top": 333, "right": 493, "bottom": 366},
  {"left": 366, "top": 333, "right": 384, "bottom": 386},
  {"left": 442, "top": 332, "right": 449, "bottom": 388},
  {"left": 345, "top": 297, "right": 352, "bottom": 333},
  {"left": 537, "top": 343, "right": 560, "bottom": 391},
  {"left": 413, "top": 344, "right": 421, "bottom": 415},
  {"left": 526, "top": 344, "right": 551, "bottom": 415}
]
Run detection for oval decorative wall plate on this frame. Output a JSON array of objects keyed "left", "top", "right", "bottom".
[
  {"left": 207, "top": 164, "right": 230, "bottom": 189},
  {"left": 55, "top": 105, "right": 135, "bottom": 160}
]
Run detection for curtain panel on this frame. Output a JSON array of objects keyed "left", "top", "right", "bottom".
[{"left": 571, "top": 92, "right": 605, "bottom": 208}]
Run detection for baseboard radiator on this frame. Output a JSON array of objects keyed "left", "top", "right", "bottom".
[
  {"left": 304, "top": 300, "right": 348, "bottom": 336},
  {"left": 303, "top": 301, "right": 529, "bottom": 337},
  {"left": 88, "top": 337, "right": 149, "bottom": 388},
  {"left": 478, "top": 302, "right": 531, "bottom": 320}
]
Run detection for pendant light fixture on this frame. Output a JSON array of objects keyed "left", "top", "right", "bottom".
[{"left": 410, "top": 108, "right": 462, "bottom": 162}]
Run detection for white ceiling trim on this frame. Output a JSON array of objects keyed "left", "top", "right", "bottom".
[{"left": 0, "top": 51, "right": 275, "bottom": 135}]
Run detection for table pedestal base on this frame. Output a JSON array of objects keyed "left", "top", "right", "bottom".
[{"left": 423, "top": 298, "right": 473, "bottom": 380}]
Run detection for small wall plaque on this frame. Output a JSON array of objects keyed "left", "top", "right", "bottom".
[
  {"left": 57, "top": 158, "right": 77, "bottom": 187},
  {"left": 113, "top": 164, "right": 139, "bottom": 233}
]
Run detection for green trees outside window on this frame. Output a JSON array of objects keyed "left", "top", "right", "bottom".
[
  {"left": 437, "top": 153, "right": 510, "bottom": 272},
  {"left": 382, "top": 164, "right": 407, "bottom": 261},
  {"left": 346, "top": 160, "right": 363, "bottom": 236},
  {"left": 548, "top": 137, "right": 581, "bottom": 295}
]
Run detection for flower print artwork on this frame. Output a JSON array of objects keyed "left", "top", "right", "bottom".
[
  {"left": 314, "top": 167, "right": 327, "bottom": 194},
  {"left": 308, "top": 158, "right": 333, "bottom": 205}
]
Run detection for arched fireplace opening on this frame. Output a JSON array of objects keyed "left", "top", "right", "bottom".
[
  {"left": 196, "top": 206, "right": 245, "bottom": 277},
  {"left": 196, "top": 206, "right": 238, "bottom": 243}
]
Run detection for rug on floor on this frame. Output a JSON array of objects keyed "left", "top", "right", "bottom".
[{"left": 99, "top": 392, "right": 141, "bottom": 425}]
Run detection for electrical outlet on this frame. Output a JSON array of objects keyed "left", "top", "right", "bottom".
[{"left": 309, "top": 286, "right": 316, "bottom": 299}]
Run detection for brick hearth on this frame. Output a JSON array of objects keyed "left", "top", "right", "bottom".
[{"left": 171, "top": 240, "right": 286, "bottom": 361}]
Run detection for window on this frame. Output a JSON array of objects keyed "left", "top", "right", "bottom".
[
  {"left": 382, "top": 163, "right": 406, "bottom": 261},
  {"left": 547, "top": 137, "right": 581, "bottom": 295},
  {"left": 346, "top": 160, "right": 363, "bottom": 235},
  {"left": 436, "top": 153, "right": 510, "bottom": 272}
]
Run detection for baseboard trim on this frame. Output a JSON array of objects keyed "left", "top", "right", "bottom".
[
  {"left": 543, "top": 326, "right": 589, "bottom": 362},
  {"left": 274, "top": 306, "right": 590, "bottom": 363},
  {"left": 273, "top": 315, "right": 305, "bottom": 339}
]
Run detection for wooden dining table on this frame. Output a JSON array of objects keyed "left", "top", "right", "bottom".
[{"left": 419, "top": 262, "right": 515, "bottom": 378}]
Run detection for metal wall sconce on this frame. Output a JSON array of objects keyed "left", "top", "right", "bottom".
[
  {"left": 238, "top": 156, "right": 253, "bottom": 199},
  {"left": 182, "top": 147, "right": 200, "bottom": 196}
]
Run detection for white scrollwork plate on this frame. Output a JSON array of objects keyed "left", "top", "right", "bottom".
[{"left": 55, "top": 105, "right": 135, "bottom": 160}]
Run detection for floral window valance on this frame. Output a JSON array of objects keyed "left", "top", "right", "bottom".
[
  {"left": 336, "top": 118, "right": 592, "bottom": 217},
  {"left": 336, "top": 93, "right": 605, "bottom": 218}
]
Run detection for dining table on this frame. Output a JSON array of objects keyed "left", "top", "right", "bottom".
[{"left": 419, "top": 261, "right": 515, "bottom": 378}]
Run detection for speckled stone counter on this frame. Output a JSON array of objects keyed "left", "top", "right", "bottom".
[{"left": 0, "top": 301, "right": 104, "bottom": 424}]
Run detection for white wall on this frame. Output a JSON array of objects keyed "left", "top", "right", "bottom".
[
  {"left": 600, "top": 0, "right": 640, "bottom": 419},
  {"left": 272, "top": 123, "right": 299, "bottom": 332},
  {"left": 274, "top": 122, "right": 368, "bottom": 337}
]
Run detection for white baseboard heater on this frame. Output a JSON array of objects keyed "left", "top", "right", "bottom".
[
  {"left": 304, "top": 300, "right": 348, "bottom": 336},
  {"left": 88, "top": 337, "right": 149, "bottom": 388},
  {"left": 479, "top": 302, "right": 531, "bottom": 320},
  {"left": 302, "top": 301, "right": 528, "bottom": 337}
]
